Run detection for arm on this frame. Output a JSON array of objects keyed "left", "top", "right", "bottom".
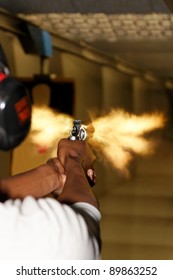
[
  {"left": 0, "top": 139, "right": 97, "bottom": 207},
  {"left": 0, "top": 139, "right": 100, "bottom": 260},
  {"left": 57, "top": 139, "right": 99, "bottom": 209},
  {"left": 0, "top": 159, "right": 66, "bottom": 200}
]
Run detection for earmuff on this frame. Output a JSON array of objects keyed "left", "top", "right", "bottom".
[{"left": 0, "top": 74, "right": 31, "bottom": 150}]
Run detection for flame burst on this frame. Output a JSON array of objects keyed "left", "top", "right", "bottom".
[
  {"left": 30, "top": 106, "right": 165, "bottom": 174},
  {"left": 30, "top": 106, "right": 73, "bottom": 153},
  {"left": 88, "top": 109, "right": 165, "bottom": 175}
]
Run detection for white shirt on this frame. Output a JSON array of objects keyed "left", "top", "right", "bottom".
[{"left": 0, "top": 196, "right": 101, "bottom": 259}]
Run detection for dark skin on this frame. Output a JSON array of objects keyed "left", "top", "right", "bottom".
[
  {"left": 0, "top": 159, "right": 66, "bottom": 200},
  {"left": 57, "top": 139, "right": 98, "bottom": 208},
  {"left": 0, "top": 139, "right": 98, "bottom": 208}
]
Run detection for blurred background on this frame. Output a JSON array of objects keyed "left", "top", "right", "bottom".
[{"left": 1, "top": 0, "right": 173, "bottom": 259}]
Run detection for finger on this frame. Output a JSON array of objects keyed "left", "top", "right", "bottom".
[
  {"left": 87, "top": 169, "right": 97, "bottom": 187},
  {"left": 57, "top": 139, "right": 69, "bottom": 166},
  {"left": 87, "top": 169, "right": 94, "bottom": 180},
  {"left": 52, "top": 173, "right": 66, "bottom": 197}
]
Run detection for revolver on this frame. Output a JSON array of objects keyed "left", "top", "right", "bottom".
[{"left": 68, "top": 120, "right": 87, "bottom": 141}]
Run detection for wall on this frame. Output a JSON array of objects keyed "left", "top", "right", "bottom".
[
  {"left": 102, "top": 67, "right": 133, "bottom": 112},
  {"left": 132, "top": 77, "right": 171, "bottom": 176},
  {"left": 0, "top": 28, "right": 170, "bottom": 197},
  {"left": 61, "top": 53, "right": 102, "bottom": 122}
]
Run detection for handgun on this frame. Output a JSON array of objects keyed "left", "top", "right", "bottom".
[{"left": 68, "top": 120, "right": 87, "bottom": 141}]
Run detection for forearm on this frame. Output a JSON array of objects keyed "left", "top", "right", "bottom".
[
  {"left": 57, "top": 158, "right": 99, "bottom": 209},
  {"left": 0, "top": 164, "right": 64, "bottom": 200}
]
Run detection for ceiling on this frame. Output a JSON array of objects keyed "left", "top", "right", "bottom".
[{"left": 1, "top": 0, "right": 173, "bottom": 81}]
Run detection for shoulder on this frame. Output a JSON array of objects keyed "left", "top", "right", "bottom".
[
  {"left": 0, "top": 196, "right": 101, "bottom": 259},
  {"left": 0, "top": 196, "right": 101, "bottom": 224}
]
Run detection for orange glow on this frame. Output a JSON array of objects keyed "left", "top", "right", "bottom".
[
  {"left": 88, "top": 109, "right": 165, "bottom": 174},
  {"left": 30, "top": 106, "right": 165, "bottom": 173},
  {"left": 30, "top": 106, "right": 73, "bottom": 154}
]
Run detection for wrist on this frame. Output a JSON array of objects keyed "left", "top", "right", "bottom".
[{"left": 38, "top": 163, "right": 66, "bottom": 195}]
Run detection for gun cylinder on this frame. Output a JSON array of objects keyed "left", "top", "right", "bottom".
[{"left": 69, "top": 120, "right": 87, "bottom": 141}]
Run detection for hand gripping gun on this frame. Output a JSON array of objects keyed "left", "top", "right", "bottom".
[{"left": 68, "top": 120, "right": 96, "bottom": 187}]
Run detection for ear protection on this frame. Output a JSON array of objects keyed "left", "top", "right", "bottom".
[{"left": 0, "top": 73, "right": 31, "bottom": 150}]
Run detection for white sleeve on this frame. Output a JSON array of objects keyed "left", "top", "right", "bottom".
[{"left": 0, "top": 196, "right": 101, "bottom": 260}]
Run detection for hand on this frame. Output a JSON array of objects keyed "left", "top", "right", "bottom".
[
  {"left": 46, "top": 157, "right": 66, "bottom": 196},
  {"left": 57, "top": 138, "right": 96, "bottom": 186},
  {"left": 0, "top": 158, "right": 67, "bottom": 200}
]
